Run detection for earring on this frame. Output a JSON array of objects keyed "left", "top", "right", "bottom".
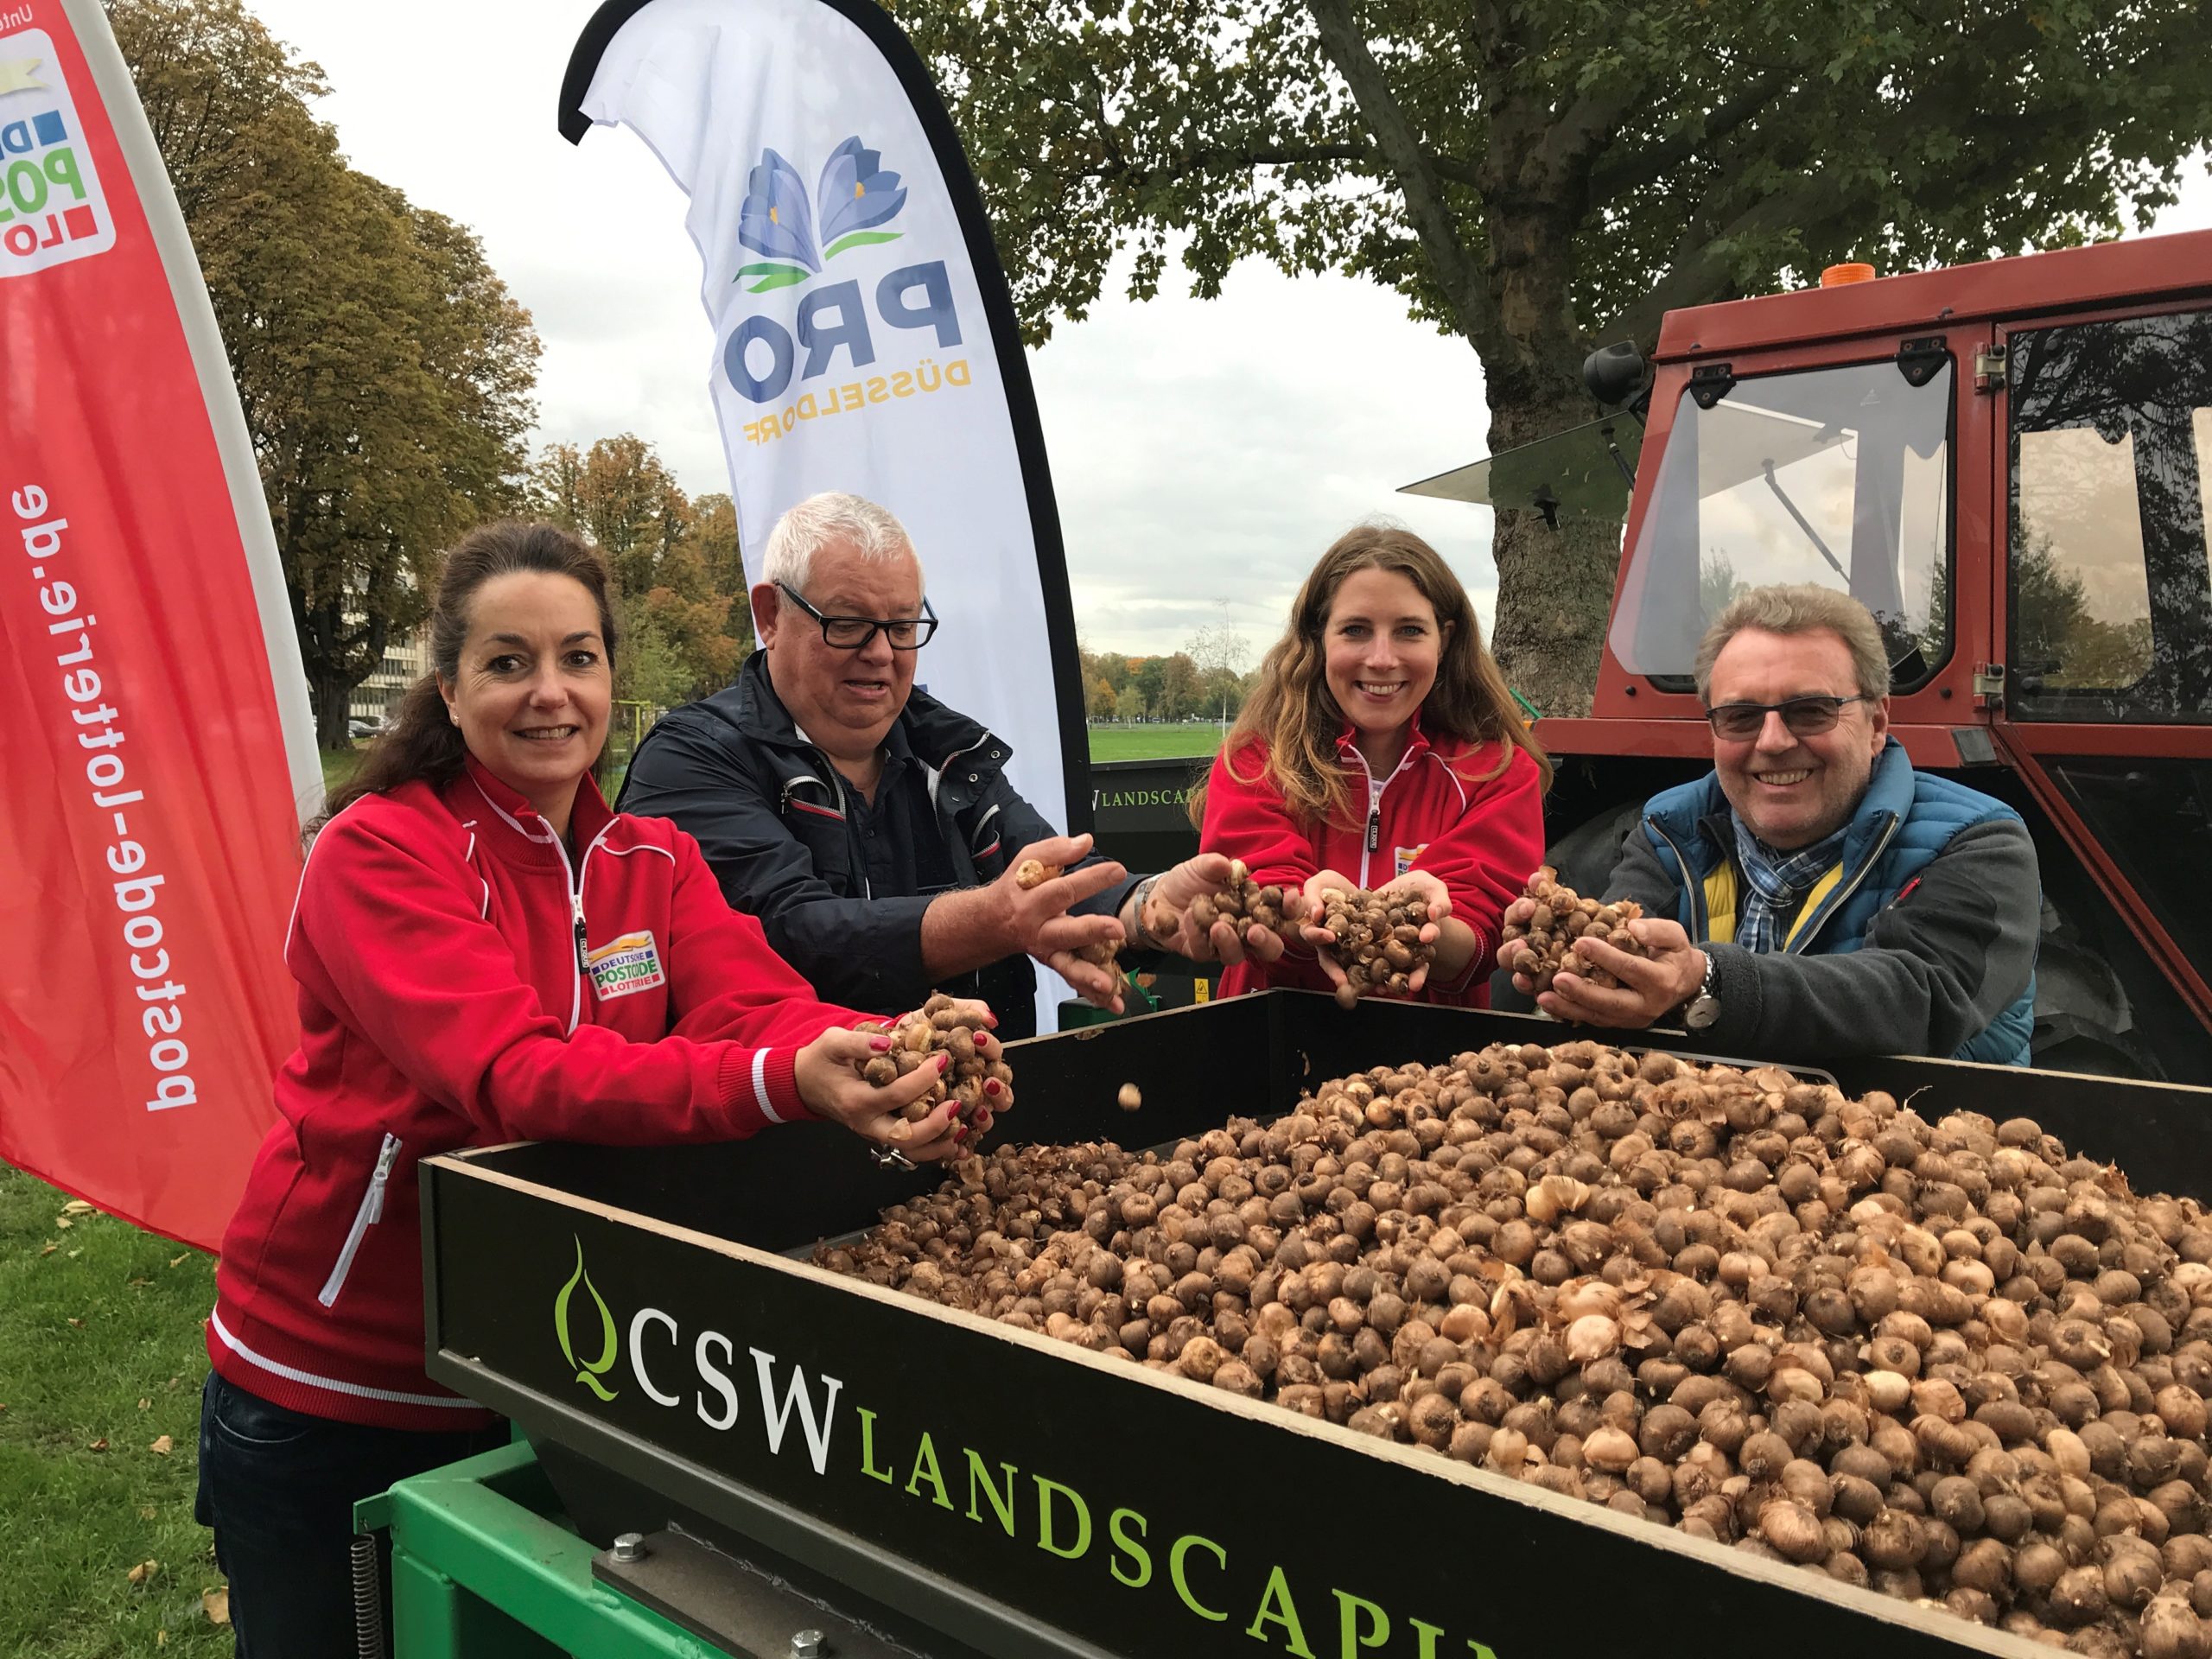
[{"left": 448, "top": 710, "right": 460, "bottom": 726}]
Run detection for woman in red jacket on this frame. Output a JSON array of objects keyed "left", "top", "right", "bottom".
[
  {"left": 196, "top": 521, "right": 994, "bottom": 1655},
  {"left": 1195, "top": 524, "right": 1549, "bottom": 1004}
]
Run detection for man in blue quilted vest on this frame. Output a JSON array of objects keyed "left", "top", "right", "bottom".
[{"left": 1503, "top": 583, "right": 2039, "bottom": 1065}]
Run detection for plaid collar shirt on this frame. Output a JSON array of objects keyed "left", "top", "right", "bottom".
[{"left": 1730, "top": 816, "right": 1848, "bottom": 954}]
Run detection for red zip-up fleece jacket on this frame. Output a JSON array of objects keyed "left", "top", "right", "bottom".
[
  {"left": 1198, "top": 718, "right": 1546, "bottom": 1005},
  {"left": 207, "top": 758, "right": 868, "bottom": 1431}
]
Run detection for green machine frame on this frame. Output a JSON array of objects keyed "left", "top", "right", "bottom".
[{"left": 356, "top": 1443, "right": 733, "bottom": 1659}]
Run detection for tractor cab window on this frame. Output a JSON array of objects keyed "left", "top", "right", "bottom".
[
  {"left": 1609, "top": 358, "right": 1953, "bottom": 693},
  {"left": 2007, "top": 310, "right": 2212, "bottom": 722}
]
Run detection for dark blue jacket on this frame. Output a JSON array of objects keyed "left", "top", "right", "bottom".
[
  {"left": 618, "top": 652, "right": 1129, "bottom": 1039},
  {"left": 1614, "top": 740, "right": 2039, "bottom": 1065}
]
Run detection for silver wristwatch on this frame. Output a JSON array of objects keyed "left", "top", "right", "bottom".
[
  {"left": 1128, "top": 874, "right": 1166, "bottom": 951},
  {"left": 1681, "top": 950, "right": 1722, "bottom": 1030}
]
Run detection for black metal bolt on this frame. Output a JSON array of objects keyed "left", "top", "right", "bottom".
[
  {"left": 789, "top": 1630, "right": 826, "bottom": 1658},
  {"left": 609, "top": 1532, "right": 645, "bottom": 1564}
]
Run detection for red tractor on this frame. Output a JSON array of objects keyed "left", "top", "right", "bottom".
[{"left": 1408, "top": 230, "right": 2212, "bottom": 1080}]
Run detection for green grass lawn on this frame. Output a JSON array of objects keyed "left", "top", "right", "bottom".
[
  {"left": 329, "top": 730, "right": 1203, "bottom": 790},
  {"left": 0, "top": 1164, "right": 231, "bottom": 1656},
  {"left": 1086, "top": 722, "right": 1226, "bottom": 763},
  {"left": 320, "top": 746, "right": 360, "bottom": 798}
]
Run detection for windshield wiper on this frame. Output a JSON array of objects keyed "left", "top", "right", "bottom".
[{"left": 1760, "top": 460, "right": 1848, "bottom": 581}]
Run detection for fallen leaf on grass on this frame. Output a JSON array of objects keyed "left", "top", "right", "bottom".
[
  {"left": 139, "top": 1506, "right": 156, "bottom": 1520},
  {"left": 149, "top": 1434, "right": 173, "bottom": 1455},
  {"left": 137, "top": 1397, "right": 151, "bottom": 1411},
  {"left": 201, "top": 1587, "right": 229, "bottom": 1624},
  {"left": 39, "top": 1243, "right": 55, "bottom": 1256},
  {"left": 127, "top": 1560, "right": 158, "bottom": 1586},
  {"left": 67, "top": 1316, "right": 84, "bottom": 1327},
  {"left": 55, "top": 1215, "right": 73, "bottom": 1230},
  {"left": 169, "top": 1254, "right": 188, "bottom": 1268},
  {"left": 61, "top": 1198, "right": 94, "bottom": 1216},
  {"left": 88, "top": 1437, "right": 108, "bottom": 1452},
  {"left": 156, "top": 1632, "right": 168, "bottom": 1647},
  {"left": 128, "top": 1276, "right": 150, "bottom": 1287}
]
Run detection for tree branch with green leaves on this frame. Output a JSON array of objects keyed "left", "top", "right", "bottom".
[{"left": 890, "top": 0, "right": 2212, "bottom": 712}]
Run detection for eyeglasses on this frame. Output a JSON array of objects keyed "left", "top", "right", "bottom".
[
  {"left": 1704, "top": 694, "right": 1873, "bottom": 741},
  {"left": 776, "top": 582, "right": 938, "bottom": 651}
]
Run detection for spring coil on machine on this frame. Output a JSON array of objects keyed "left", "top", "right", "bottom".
[{"left": 350, "top": 1533, "right": 386, "bottom": 1658}]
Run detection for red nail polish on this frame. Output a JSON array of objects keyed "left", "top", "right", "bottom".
[
  {"left": 938, "top": 1052, "right": 950, "bottom": 1071},
  {"left": 984, "top": 1077, "right": 1001, "bottom": 1096},
  {"left": 868, "top": 1033, "right": 892, "bottom": 1052}
]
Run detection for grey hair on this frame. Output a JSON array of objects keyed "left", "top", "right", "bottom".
[
  {"left": 1694, "top": 583, "right": 1892, "bottom": 703},
  {"left": 760, "top": 492, "right": 922, "bottom": 594}
]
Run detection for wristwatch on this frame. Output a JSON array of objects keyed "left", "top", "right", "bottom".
[
  {"left": 1128, "top": 874, "right": 1166, "bottom": 951},
  {"left": 1681, "top": 950, "right": 1722, "bottom": 1031}
]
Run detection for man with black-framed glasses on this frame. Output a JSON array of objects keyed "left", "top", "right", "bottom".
[
  {"left": 1498, "top": 584, "right": 2040, "bottom": 1065},
  {"left": 619, "top": 493, "right": 1279, "bottom": 1039}
]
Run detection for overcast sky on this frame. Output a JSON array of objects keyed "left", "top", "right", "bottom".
[{"left": 241, "top": 0, "right": 2211, "bottom": 660}]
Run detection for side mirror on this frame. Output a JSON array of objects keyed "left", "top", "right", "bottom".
[{"left": 1584, "top": 340, "right": 1646, "bottom": 409}]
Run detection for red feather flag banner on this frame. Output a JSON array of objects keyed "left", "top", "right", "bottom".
[{"left": 0, "top": 0, "right": 318, "bottom": 1249}]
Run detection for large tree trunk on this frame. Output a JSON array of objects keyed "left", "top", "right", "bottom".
[
  {"left": 1471, "top": 138, "right": 1619, "bottom": 717},
  {"left": 1487, "top": 495, "right": 1624, "bottom": 721},
  {"left": 312, "top": 674, "right": 355, "bottom": 751},
  {"left": 1300, "top": 0, "right": 1627, "bottom": 712}
]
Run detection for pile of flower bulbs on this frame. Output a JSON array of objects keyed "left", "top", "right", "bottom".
[
  {"left": 1500, "top": 867, "right": 1647, "bottom": 993},
  {"left": 1316, "top": 885, "right": 1437, "bottom": 1008},
  {"left": 1183, "top": 859, "right": 1299, "bottom": 944},
  {"left": 822, "top": 1036, "right": 2212, "bottom": 1658},
  {"left": 858, "top": 993, "right": 1014, "bottom": 1135}
]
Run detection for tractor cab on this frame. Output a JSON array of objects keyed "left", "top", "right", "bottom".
[{"left": 1407, "top": 231, "right": 2212, "bottom": 1079}]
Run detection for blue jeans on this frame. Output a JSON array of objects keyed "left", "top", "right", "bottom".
[{"left": 195, "top": 1371, "right": 506, "bottom": 1657}]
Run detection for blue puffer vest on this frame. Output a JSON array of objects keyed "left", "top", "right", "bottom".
[{"left": 1640, "top": 741, "right": 2037, "bottom": 1066}]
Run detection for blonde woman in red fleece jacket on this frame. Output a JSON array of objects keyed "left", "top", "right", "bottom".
[
  {"left": 1194, "top": 524, "right": 1549, "bottom": 1005},
  {"left": 197, "top": 521, "right": 995, "bottom": 1656}
]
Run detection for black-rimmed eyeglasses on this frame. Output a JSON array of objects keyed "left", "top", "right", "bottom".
[
  {"left": 776, "top": 582, "right": 938, "bottom": 651},
  {"left": 1704, "top": 694, "right": 1873, "bottom": 741}
]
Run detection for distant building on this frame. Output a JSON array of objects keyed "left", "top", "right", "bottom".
[{"left": 349, "top": 625, "right": 429, "bottom": 728}]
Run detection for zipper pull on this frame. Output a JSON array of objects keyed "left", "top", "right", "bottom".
[
  {"left": 572, "top": 893, "right": 590, "bottom": 976},
  {"left": 1365, "top": 806, "right": 1381, "bottom": 854},
  {"left": 365, "top": 1133, "right": 401, "bottom": 1224}
]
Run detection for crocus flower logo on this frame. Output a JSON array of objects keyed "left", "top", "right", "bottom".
[
  {"left": 736, "top": 149, "right": 818, "bottom": 286},
  {"left": 817, "top": 137, "right": 906, "bottom": 251},
  {"left": 736, "top": 136, "right": 908, "bottom": 294}
]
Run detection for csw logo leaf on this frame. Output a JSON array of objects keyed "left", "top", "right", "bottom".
[
  {"left": 736, "top": 136, "right": 907, "bottom": 292},
  {"left": 554, "top": 1236, "right": 620, "bottom": 1402}
]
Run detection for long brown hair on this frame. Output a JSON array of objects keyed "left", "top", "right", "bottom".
[
  {"left": 320, "top": 521, "right": 618, "bottom": 828},
  {"left": 1192, "top": 524, "right": 1549, "bottom": 830}
]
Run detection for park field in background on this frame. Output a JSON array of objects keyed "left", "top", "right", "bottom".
[
  {"left": 1084, "top": 721, "right": 1225, "bottom": 763},
  {"left": 321, "top": 747, "right": 359, "bottom": 797},
  {"left": 328, "top": 725, "right": 1222, "bottom": 795}
]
